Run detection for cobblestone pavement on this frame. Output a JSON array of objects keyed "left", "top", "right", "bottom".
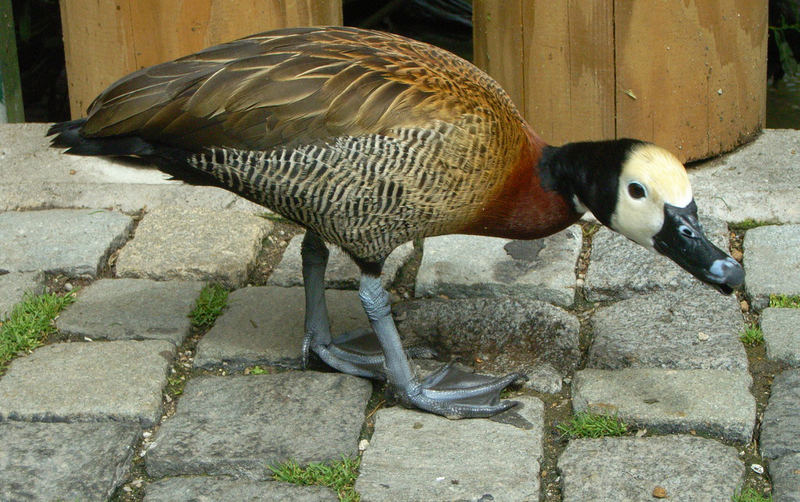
[{"left": 1, "top": 124, "right": 799, "bottom": 501}]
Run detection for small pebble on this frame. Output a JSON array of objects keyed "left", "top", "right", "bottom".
[
  {"left": 697, "top": 331, "right": 709, "bottom": 341},
  {"left": 576, "top": 278, "right": 584, "bottom": 288},
  {"left": 751, "top": 463, "right": 764, "bottom": 475},
  {"left": 358, "top": 439, "right": 369, "bottom": 452},
  {"left": 64, "top": 282, "right": 73, "bottom": 292},
  {"left": 740, "top": 300, "right": 749, "bottom": 312},
  {"left": 731, "top": 249, "right": 743, "bottom": 262},
  {"left": 652, "top": 485, "right": 668, "bottom": 498}
]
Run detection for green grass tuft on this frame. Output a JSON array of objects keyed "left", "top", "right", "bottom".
[
  {"left": 557, "top": 411, "right": 628, "bottom": 439},
  {"left": 769, "top": 294, "right": 800, "bottom": 309},
  {"left": 732, "top": 487, "right": 772, "bottom": 502},
  {"left": 248, "top": 365, "right": 269, "bottom": 375},
  {"left": 190, "top": 284, "right": 229, "bottom": 328},
  {"left": 740, "top": 325, "right": 764, "bottom": 346},
  {"left": 729, "top": 219, "right": 772, "bottom": 231},
  {"left": 0, "top": 291, "right": 77, "bottom": 369},
  {"left": 269, "top": 456, "right": 360, "bottom": 502}
]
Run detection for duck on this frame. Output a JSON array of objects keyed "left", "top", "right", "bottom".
[{"left": 48, "top": 26, "right": 744, "bottom": 418}]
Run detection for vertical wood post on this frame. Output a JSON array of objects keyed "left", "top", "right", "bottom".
[
  {"left": 0, "top": 0, "right": 24, "bottom": 122},
  {"left": 473, "top": 0, "right": 768, "bottom": 162},
  {"left": 59, "top": 0, "right": 342, "bottom": 119}
]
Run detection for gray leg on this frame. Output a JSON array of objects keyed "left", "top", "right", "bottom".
[
  {"left": 301, "top": 231, "right": 384, "bottom": 378},
  {"left": 358, "top": 273, "right": 524, "bottom": 418}
]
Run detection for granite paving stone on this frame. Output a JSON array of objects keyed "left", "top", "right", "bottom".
[
  {"left": 0, "top": 209, "right": 133, "bottom": 277},
  {"left": 0, "top": 340, "right": 175, "bottom": 427},
  {"left": 395, "top": 297, "right": 580, "bottom": 391},
  {"left": 584, "top": 217, "right": 729, "bottom": 302},
  {"left": 770, "top": 453, "right": 800, "bottom": 502},
  {"left": 356, "top": 397, "right": 543, "bottom": 501},
  {"left": 146, "top": 372, "right": 371, "bottom": 479},
  {"left": 589, "top": 284, "right": 747, "bottom": 370},
  {"left": 415, "top": 226, "right": 582, "bottom": 307},
  {"left": 744, "top": 224, "right": 800, "bottom": 309},
  {"left": 116, "top": 206, "right": 272, "bottom": 287},
  {"left": 0, "top": 421, "right": 140, "bottom": 502},
  {"left": 0, "top": 271, "right": 45, "bottom": 318},
  {"left": 761, "top": 308, "right": 800, "bottom": 366},
  {"left": 195, "top": 286, "right": 368, "bottom": 370},
  {"left": 557, "top": 435, "right": 743, "bottom": 502},
  {"left": 761, "top": 369, "right": 800, "bottom": 459},
  {"left": 268, "top": 234, "right": 414, "bottom": 289},
  {"left": 144, "top": 477, "right": 338, "bottom": 502},
  {"left": 689, "top": 130, "right": 800, "bottom": 224},
  {"left": 56, "top": 278, "right": 205, "bottom": 345},
  {"left": 572, "top": 368, "right": 755, "bottom": 442}
]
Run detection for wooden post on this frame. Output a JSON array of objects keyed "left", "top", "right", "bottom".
[
  {"left": 473, "top": 0, "right": 768, "bottom": 162},
  {"left": 0, "top": 0, "right": 24, "bottom": 122},
  {"left": 59, "top": 0, "right": 343, "bottom": 119}
]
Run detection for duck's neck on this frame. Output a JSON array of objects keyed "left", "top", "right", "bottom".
[
  {"left": 460, "top": 130, "right": 581, "bottom": 240},
  {"left": 538, "top": 138, "right": 645, "bottom": 227}
]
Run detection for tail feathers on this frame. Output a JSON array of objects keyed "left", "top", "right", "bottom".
[{"left": 48, "top": 118, "right": 155, "bottom": 157}]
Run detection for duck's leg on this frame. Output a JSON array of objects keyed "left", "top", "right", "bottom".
[
  {"left": 358, "top": 273, "right": 524, "bottom": 418},
  {"left": 300, "top": 231, "right": 386, "bottom": 379}
]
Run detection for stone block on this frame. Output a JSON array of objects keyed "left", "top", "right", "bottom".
[
  {"left": 0, "top": 272, "right": 45, "bottom": 319},
  {"left": 761, "top": 369, "right": 800, "bottom": 459},
  {"left": 761, "top": 308, "right": 800, "bottom": 366},
  {"left": 744, "top": 224, "right": 800, "bottom": 310}
]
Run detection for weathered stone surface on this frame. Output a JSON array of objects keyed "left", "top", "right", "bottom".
[
  {"left": 584, "top": 217, "right": 729, "bottom": 302},
  {"left": 144, "top": 477, "right": 338, "bottom": 502},
  {"left": 356, "top": 397, "right": 543, "bottom": 501},
  {"left": 57, "top": 279, "right": 204, "bottom": 345},
  {"left": 395, "top": 297, "right": 581, "bottom": 380},
  {"left": 771, "top": 453, "right": 800, "bottom": 502},
  {"left": 690, "top": 130, "right": 800, "bottom": 224},
  {"left": 0, "top": 271, "right": 45, "bottom": 318},
  {"left": 0, "top": 421, "right": 140, "bottom": 502},
  {"left": 116, "top": 206, "right": 272, "bottom": 287},
  {"left": 761, "top": 370, "right": 800, "bottom": 459},
  {"left": 0, "top": 209, "right": 133, "bottom": 277},
  {"left": 195, "top": 286, "right": 367, "bottom": 370},
  {"left": 589, "top": 285, "right": 747, "bottom": 370},
  {"left": 572, "top": 368, "right": 755, "bottom": 442},
  {"left": 415, "top": 227, "right": 582, "bottom": 307},
  {"left": 0, "top": 340, "right": 174, "bottom": 427},
  {"left": 558, "top": 435, "right": 743, "bottom": 502},
  {"left": 744, "top": 224, "right": 800, "bottom": 310},
  {"left": 146, "top": 372, "right": 371, "bottom": 479},
  {"left": 761, "top": 308, "right": 800, "bottom": 366},
  {"left": 269, "top": 234, "right": 414, "bottom": 289}
]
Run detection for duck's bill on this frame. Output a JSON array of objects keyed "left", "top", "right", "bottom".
[{"left": 653, "top": 201, "right": 744, "bottom": 295}]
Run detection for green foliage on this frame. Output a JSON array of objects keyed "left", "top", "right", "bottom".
[
  {"left": 732, "top": 487, "right": 772, "bottom": 502},
  {"left": 269, "top": 456, "right": 361, "bottom": 502},
  {"left": 0, "top": 291, "right": 77, "bottom": 368},
  {"left": 557, "top": 411, "right": 628, "bottom": 439},
  {"left": 248, "top": 365, "right": 269, "bottom": 375},
  {"left": 190, "top": 284, "right": 229, "bottom": 328},
  {"left": 729, "top": 219, "right": 771, "bottom": 231},
  {"left": 770, "top": 17, "right": 800, "bottom": 77},
  {"left": 740, "top": 325, "right": 764, "bottom": 346},
  {"left": 769, "top": 294, "right": 800, "bottom": 309}
]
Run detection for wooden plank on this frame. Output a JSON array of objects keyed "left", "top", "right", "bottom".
[
  {"left": 60, "top": 0, "right": 343, "bottom": 118},
  {"left": 0, "top": 0, "right": 25, "bottom": 122},
  {"left": 615, "top": 0, "right": 767, "bottom": 162},
  {"left": 473, "top": 0, "right": 525, "bottom": 116},
  {"left": 521, "top": 0, "right": 615, "bottom": 145}
]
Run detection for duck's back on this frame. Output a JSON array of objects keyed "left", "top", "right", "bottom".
[{"left": 57, "top": 26, "right": 536, "bottom": 263}]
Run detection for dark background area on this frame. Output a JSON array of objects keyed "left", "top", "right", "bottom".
[{"left": 9, "top": 0, "right": 800, "bottom": 127}]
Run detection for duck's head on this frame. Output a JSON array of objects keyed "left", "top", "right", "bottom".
[{"left": 541, "top": 139, "right": 744, "bottom": 294}]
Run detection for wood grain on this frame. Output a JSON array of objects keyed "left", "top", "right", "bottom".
[
  {"left": 614, "top": 0, "right": 767, "bottom": 162},
  {"left": 60, "top": 0, "right": 343, "bottom": 118},
  {"left": 473, "top": 0, "right": 767, "bottom": 160}
]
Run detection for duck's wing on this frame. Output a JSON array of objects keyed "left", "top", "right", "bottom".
[{"left": 78, "top": 26, "right": 482, "bottom": 151}]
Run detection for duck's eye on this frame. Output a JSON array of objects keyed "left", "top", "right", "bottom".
[{"left": 628, "top": 182, "right": 647, "bottom": 199}]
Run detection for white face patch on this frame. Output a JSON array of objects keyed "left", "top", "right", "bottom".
[{"left": 610, "top": 144, "right": 693, "bottom": 249}]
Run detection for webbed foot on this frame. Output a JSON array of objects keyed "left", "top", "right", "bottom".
[{"left": 397, "top": 362, "right": 526, "bottom": 418}]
